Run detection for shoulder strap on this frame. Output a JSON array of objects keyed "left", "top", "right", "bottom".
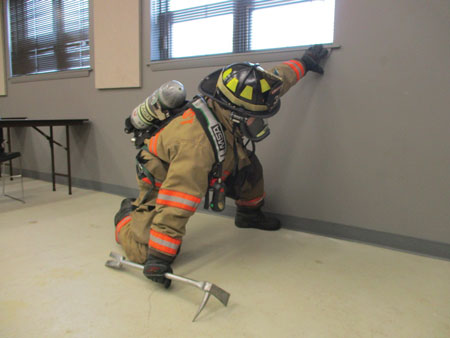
[{"left": 189, "top": 96, "right": 226, "bottom": 163}]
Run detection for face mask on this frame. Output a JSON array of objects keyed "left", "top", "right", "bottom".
[{"left": 240, "top": 117, "right": 270, "bottom": 142}]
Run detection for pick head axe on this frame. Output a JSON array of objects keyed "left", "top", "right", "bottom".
[{"left": 105, "top": 252, "right": 230, "bottom": 322}]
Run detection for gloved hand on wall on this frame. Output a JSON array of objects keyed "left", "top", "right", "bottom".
[
  {"left": 298, "top": 44, "right": 329, "bottom": 74},
  {"left": 143, "top": 254, "right": 173, "bottom": 288}
]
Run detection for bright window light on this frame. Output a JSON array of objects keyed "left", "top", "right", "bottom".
[
  {"left": 172, "top": 15, "right": 233, "bottom": 58},
  {"left": 251, "top": 0, "right": 335, "bottom": 50},
  {"left": 151, "top": 0, "right": 336, "bottom": 61},
  {"left": 170, "top": 0, "right": 222, "bottom": 11}
]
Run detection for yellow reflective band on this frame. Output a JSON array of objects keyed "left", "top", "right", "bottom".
[
  {"left": 240, "top": 85, "right": 253, "bottom": 100},
  {"left": 222, "top": 68, "right": 232, "bottom": 79},
  {"left": 256, "top": 128, "right": 267, "bottom": 138},
  {"left": 217, "top": 79, "right": 267, "bottom": 111},
  {"left": 226, "top": 78, "right": 239, "bottom": 93},
  {"left": 260, "top": 79, "right": 271, "bottom": 93}
]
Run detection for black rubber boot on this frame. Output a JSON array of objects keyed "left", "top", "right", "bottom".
[
  {"left": 235, "top": 206, "right": 281, "bottom": 231},
  {"left": 114, "top": 198, "right": 136, "bottom": 226}
]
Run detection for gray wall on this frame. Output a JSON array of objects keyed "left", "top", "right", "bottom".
[{"left": 1, "top": 0, "right": 449, "bottom": 246}]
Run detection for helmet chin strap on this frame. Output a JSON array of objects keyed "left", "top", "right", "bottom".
[{"left": 230, "top": 111, "right": 247, "bottom": 124}]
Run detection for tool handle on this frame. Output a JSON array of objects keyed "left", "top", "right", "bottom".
[
  {"left": 122, "top": 259, "right": 145, "bottom": 270},
  {"left": 119, "top": 257, "right": 205, "bottom": 290},
  {"left": 165, "top": 273, "right": 205, "bottom": 290}
]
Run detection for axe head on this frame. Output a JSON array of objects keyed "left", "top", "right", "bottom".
[
  {"left": 206, "top": 283, "right": 230, "bottom": 307},
  {"left": 192, "top": 282, "right": 230, "bottom": 322}
]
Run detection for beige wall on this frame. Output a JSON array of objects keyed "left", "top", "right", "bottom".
[
  {"left": 0, "top": 0, "right": 449, "bottom": 245},
  {"left": 93, "top": 0, "right": 141, "bottom": 89},
  {"left": 0, "top": 1, "right": 6, "bottom": 96}
]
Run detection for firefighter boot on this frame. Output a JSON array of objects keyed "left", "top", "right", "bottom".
[
  {"left": 235, "top": 205, "right": 281, "bottom": 231},
  {"left": 114, "top": 198, "right": 136, "bottom": 226}
]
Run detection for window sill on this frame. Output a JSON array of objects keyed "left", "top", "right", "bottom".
[
  {"left": 9, "top": 69, "right": 92, "bottom": 84},
  {"left": 148, "top": 44, "right": 340, "bottom": 71}
]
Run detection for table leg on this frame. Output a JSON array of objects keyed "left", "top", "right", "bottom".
[
  {"left": 50, "top": 126, "right": 56, "bottom": 191},
  {"left": 66, "top": 126, "right": 72, "bottom": 195},
  {"left": 7, "top": 127, "right": 13, "bottom": 179}
]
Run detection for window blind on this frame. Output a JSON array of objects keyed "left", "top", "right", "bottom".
[
  {"left": 150, "top": 0, "right": 334, "bottom": 61},
  {"left": 8, "top": 0, "right": 90, "bottom": 76}
]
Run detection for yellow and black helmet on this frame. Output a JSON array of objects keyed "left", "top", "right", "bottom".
[{"left": 199, "top": 62, "right": 283, "bottom": 118}]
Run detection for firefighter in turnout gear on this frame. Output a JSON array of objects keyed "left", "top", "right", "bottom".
[{"left": 114, "top": 45, "right": 329, "bottom": 286}]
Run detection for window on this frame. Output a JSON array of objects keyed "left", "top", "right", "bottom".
[
  {"left": 150, "top": 0, "right": 335, "bottom": 61},
  {"left": 7, "top": 0, "right": 90, "bottom": 77}
]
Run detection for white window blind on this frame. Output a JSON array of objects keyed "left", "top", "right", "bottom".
[
  {"left": 8, "top": 0, "right": 90, "bottom": 77},
  {"left": 150, "top": 0, "right": 335, "bottom": 61}
]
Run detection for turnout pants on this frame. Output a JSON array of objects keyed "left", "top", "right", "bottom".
[{"left": 115, "top": 152, "right": 265, "bottom": 264}]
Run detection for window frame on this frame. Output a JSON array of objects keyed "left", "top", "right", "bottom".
[
  {"left": 149, "top": 0, "right": 337, "bottom": 70},
  {"left": 5, "top": 0, "right": 91, "bottom": 82}
]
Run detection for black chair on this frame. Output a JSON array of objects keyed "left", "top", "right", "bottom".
[{"left": 0, "top": 151, "right": 25, "bottom": 203}]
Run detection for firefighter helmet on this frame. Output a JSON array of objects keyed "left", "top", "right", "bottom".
[{"left": 199, "top": 62, "right": 283, "bottom": 118}]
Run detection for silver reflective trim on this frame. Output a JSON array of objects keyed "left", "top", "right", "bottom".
[
  {"left": 149, "top": 234, "right": 180, "bottom": 251},
  {"left": 157, "top": 192, "right": 200, "bottom": 209}
]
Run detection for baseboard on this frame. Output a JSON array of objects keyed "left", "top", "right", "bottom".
[
  {"left": 21, "top": 169, "right": 450, "bottom": 261},
  {"left": 276, "top": 213, "right": 450, "bottom": 261}
]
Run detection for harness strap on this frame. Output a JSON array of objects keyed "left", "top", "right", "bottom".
[
  {"left": 188, "top": 96, "right": 227, "bottom": 212},
  {"left": 189, "top": 96, "right": 226, "bottom": 164}
]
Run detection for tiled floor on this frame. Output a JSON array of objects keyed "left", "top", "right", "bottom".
[{"left": 1, "top": 178, "right": 449, "bottom": 337}]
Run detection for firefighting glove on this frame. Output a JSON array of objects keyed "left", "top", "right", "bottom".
[
  {"left": 298, "top": 44, "right": 329, "bottom": 74},
  {"left": 143, "top": 254, "right": 173, "bottom": 288}
]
